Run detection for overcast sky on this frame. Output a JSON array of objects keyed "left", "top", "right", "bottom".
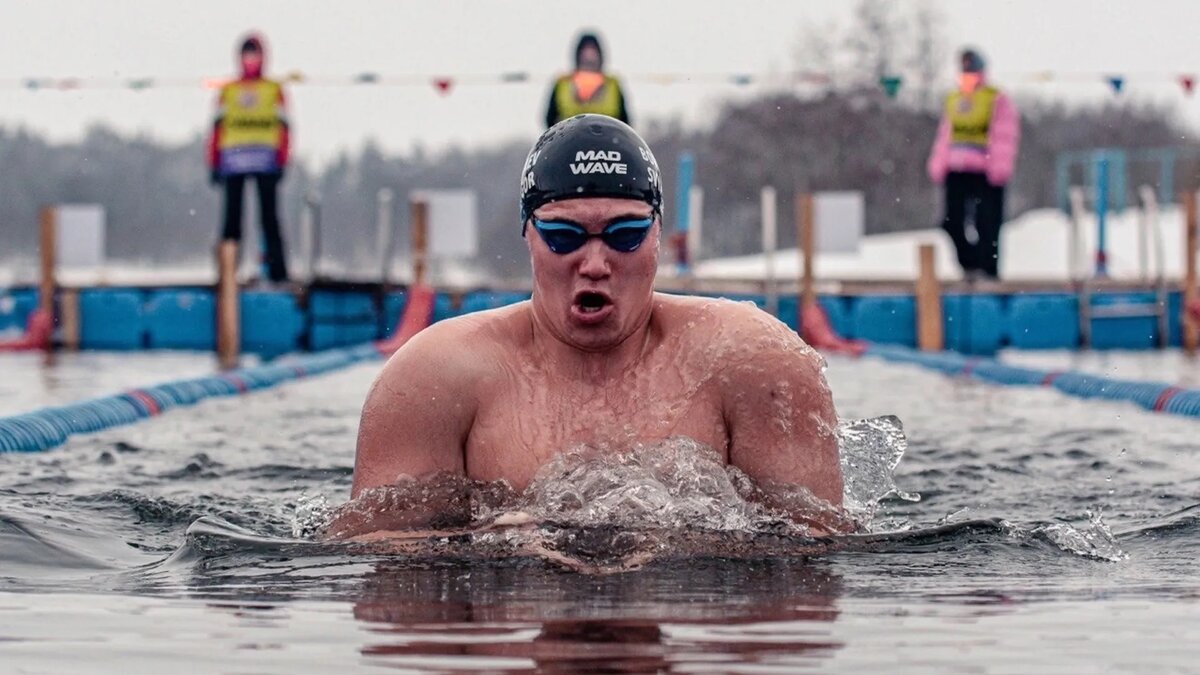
[{"left": 1, "top": 0, "right": 1197, "bottom": 167}]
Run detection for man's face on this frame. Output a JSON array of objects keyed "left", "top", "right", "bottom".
[
  {"left": 958, "top": 72, "right": 982, "bottom": 93},
  {"left": 527, "top": 197, "right": 658, "bottom": 352},
  {"left": 577, "top": 45, "right": 602, "bottom": 72},
  {"left": 241, "top": 49, "right": 263, "bottom": 77}
]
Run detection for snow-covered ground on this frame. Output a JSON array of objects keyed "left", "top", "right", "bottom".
[{"left": 692, "top": 206, "right": 1190, "bottom": 283}]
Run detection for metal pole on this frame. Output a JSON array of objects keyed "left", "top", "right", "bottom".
[
  {"left": 303, "top": 190, "right": 322, "bottom": 281},
  {"left": 376, "top": 188, "right": 395, "bottom": 286},
  {"left": 761, "top": 186, "right": 778, "bottom": 316},
  {"left": 1137, "top": 185, "right": 1152, "bottom": 282},
  {"left": 686, "top": 186, "right": 703, "bottom": 272},
  {"left": 674, "top": 153, "right": 694, "bottom": 276},
  {"left": 1068, "top": 186, "right": 1086, "bottom": 283},
  {"left": 1095, "top": 153, "right": 1109, "bottom": 278}
]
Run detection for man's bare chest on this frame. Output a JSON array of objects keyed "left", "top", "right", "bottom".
[{"left": 464, "top": 371, "right": 727, "bottom": 488}]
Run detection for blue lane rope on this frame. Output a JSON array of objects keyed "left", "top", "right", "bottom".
[
  {"left": 863, "top": 343, "right": 1200, "bottom": 419},
  {"left": 0, "top": 343, "right": 384, "bottom": 453}
]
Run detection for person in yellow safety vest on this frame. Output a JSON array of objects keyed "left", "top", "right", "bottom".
[
  {"left": 927, "top": 48, "right": 1019, "bottom": 281},
  {"left": 544, "top": 33, "right": 630, "bottom": 128},
  {"left": 206, "top": 33, "right": 290, "bottom": 283}
]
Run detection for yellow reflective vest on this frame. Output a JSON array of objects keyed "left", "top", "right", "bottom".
[
  {"left": 551, "top": 74, "right": 624, "bottom": 123},
  {"left": 217, "top": 79, "right": 286, "bottom": 150},
  {"left": 945, "top": 85, "right": 998, "bottom": 147}
]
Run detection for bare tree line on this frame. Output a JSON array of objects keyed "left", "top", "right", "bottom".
[{"left": 1, "top": 1, "right": 1196, "bottom": 280}]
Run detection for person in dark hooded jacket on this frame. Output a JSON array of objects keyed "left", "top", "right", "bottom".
[
  {"left": 544, "top": 32, "right": 630, "bottom": 128},
  {"left": 206, "top": 33, "right": 290, "bottom": 283}
]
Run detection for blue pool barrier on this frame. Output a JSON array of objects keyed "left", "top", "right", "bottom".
[
  {"left": 942, "top": 294, "right": 1006, "bottom": 355},
  {"left": 1089, "top": 292, "right": 1159, "bottom": 350},
  {"left": 852, "top": 296, "right": 916, "bottom": 347},
  {"left": 380, "top": 291, "right": 408, "bottom": 339},
  {"left": 0, "top": 289, "right": 38, "bottom": 333},
  {"left": 80, "top": 290, "right": 145, "bottom": 350},
  {"left": 0, "top": 342, "right": 385, "bottom": 453},
  {"left": 864, "top": 343, "right": 1200, "bottom": 419},
  {"left": 241, "top": 291, "right": 305, "bottom": 357},
  {"left": 1007, "top": 294, "right": 1078, "bottom": 349},
  {"left": 145, "top": 290, "right": 215, "bottom": 350}
]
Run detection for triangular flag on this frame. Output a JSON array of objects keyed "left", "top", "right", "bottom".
[
  {"left": 1106, "top": 76, "right": 1124, "bottom": 94},
  {"left": 433, "top": 78, "right": 453, "bottom": 95},
  {"left": 879, "top": 75, "right": 902, "bottom": 99},
  {"left": 1181, "top": 75, "right": 1195, "bottom": 96},
  {"left": 354, "top": 72, "right": 379, "bottom": 84},
  {"left": 127, "top": 78, "right": 153, "bottom": 91}
]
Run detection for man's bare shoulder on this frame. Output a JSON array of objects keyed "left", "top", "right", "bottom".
[
  {"left": 376, "top": 302, "right": 532, "bottom": 389},
  {"left": 652, "top": 292, "right": 815, "bottom": 363}
]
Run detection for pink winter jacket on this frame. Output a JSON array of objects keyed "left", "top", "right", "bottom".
[{"left": 926, "top": 89, "right": 1020, "bottom": 186}]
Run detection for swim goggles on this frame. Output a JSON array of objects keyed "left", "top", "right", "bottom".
[{"left": 530, "top": 217, "right": 654, "bottom": 254}]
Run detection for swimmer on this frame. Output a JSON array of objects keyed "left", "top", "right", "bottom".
[{"left": 335, "top": 115, "right": 845, "bottom": 538}]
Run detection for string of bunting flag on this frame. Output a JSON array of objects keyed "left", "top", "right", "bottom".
[{"left": 1, "top": 71, "right": 1196, "bottom": 98}]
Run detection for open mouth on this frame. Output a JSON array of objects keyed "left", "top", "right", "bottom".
[{"left": 573, "top": 291, "right": 612, "bottom": 315}]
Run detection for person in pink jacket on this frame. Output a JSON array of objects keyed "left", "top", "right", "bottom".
[{"left": 927, "top": 48, "right": 1020, "bottom": 280}]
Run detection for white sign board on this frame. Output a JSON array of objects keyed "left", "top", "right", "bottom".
[
  {"left": 412, "top": 189, "right": 478, "bottom": 258},
  {"left": 813, "top": 191, "right": 864, "bottom": 254},
  {"left": 55, "top": 204, "right": 106, "bottom": 268}
]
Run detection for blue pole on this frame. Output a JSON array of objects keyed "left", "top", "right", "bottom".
[
  {"left": 1055, "top": 154, "right": 1070, "bottom": 213},
  {"left": 675, "top": 152, "right": 695, "bottom": 274},
  {"left": 1161, "top": 149, "right": 1176, "bottom": 206},
  {"left": 1095, "top": 153, "right": 1109, "bottom": 278}
]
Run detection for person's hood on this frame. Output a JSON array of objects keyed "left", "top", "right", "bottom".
[
  {"left": 574, "top": 32, "right": 603, "bottom": 71},
  {"left": 239, "top": 33, "right": 267, "bottom": 79}
]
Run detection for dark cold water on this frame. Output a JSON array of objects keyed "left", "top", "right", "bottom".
[{"left": 0, "top": 351, "right": 1197, "bottom": 672}]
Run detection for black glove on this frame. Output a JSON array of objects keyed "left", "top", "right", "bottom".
[
  {"left": 209, "top": 169, "right": 222, "bottom": 187},
  {"left": 276, "top": 166, "right": 287, "bottom": 182}
]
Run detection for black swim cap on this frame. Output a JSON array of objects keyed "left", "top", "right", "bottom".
[{"left": 519, "top": 114, "right": 662, "bottom": 226}]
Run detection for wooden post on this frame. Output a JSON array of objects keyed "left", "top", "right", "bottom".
[
  {"left": 1184, "top": 190, "right": 1199, "bottom": 355},
  {"left": 411, "top": 199, "right": 429, "bottom": 286},
  {"left": 797, "top": 192, "right": 816, "bottom": 308},
  {"left": 916, "top": 243, "right": 944, "bottom": 351},
  {"left": 376, "top": 188, "right": 395, "bottom": 286},
  {"left": 59, "top": 289, "right": 79, "bottom": 350},
  {"left": 38, "top": 206, "right": 56, "bottom": 320},
  {"left": 216, "top": 240, "right": 239, "bottom": 369}
]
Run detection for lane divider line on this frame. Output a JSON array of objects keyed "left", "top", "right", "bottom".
[
  {"left": 0, "top": 286, "right": 435, "bottom": 454},
  {"left": 863, "top": 343, "right": 1200, "bottom": 420}
]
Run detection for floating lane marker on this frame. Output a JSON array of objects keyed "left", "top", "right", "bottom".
[
  {"left": 0, "top": 286, "right": 436, "bottom": 453},
  {"left": 863, "top": 343, "right": 1200, "bottom": 420}
]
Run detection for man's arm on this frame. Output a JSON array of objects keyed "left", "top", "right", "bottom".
[
  {"left": 350, "top": 322, "right": 476, "bottom": 498},
  {"left": 324, "top": 323, "right": 479, "bottom": 540},
  {"left": 720, "top": 308, "right": 844, "bottom": 524}
]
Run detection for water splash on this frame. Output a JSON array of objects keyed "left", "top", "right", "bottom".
[
  {"left": 1010, "top": 510, "right": 1128, "bottom": 562},
  {"left": 291, "top": 493, "right": 331, "bottom": 539},
  {"left": 524, "top": 438, "right": 769, "bottom": 532},
  {"left": 321, "top": 416, "right": 913, "bottom": 544},
  {"left": 837, "top": 415, "right": 920, "bottom": 523}
]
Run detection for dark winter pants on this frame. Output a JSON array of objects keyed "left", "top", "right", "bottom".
[
  {"left": 221, "top": 172, "right": 289, "bottom": 282},
  {"left": 941, "top": 171, "right": 1005, "bottom": 278}
]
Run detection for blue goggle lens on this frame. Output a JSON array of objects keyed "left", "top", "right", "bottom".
[{"left": 532, "top": 218, "right": 654, "bottom": 254}]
